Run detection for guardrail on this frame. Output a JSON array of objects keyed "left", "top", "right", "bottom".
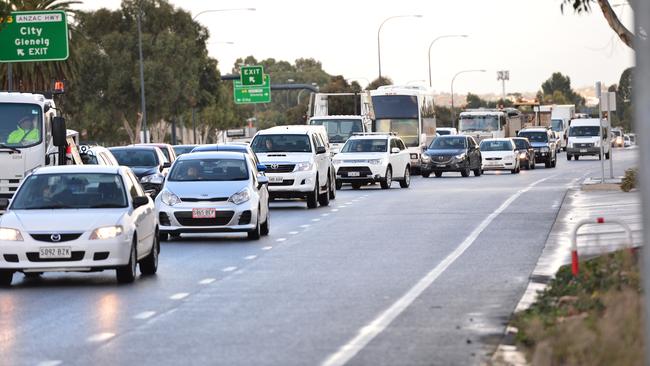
[{"left": 570, "top": 217, "right": 633, "bottom": 276}]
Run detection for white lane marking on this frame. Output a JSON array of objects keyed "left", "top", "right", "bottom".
[
  {"left": 37, "top": 361, "right": 62, "bottom": 366},
  {"left": 87, "top": 332, "right": 115, "bottom": 343},
  {"left": 276, "top": 238, "right": 287, "bottom": 242},
  {"left": 321, "top": 213, "right": 330, "bottom": 217},
  {"left": 300, "top": 224, "right": 311, "bottom": 228},
  {"left": 245, "top": 255, "right": 257, "bottom": 260},
  {"left": 222, "top": 266, "right": 238, "bottom": 272},
  {"left": 321, "top": 175, "right": 555, "bottom": 366},
  {"left": 133, "top": 311, "right": 156, "bottom": 320},
  {"left": 331, "top": 209, "right": 339, "bottom": 212},
  {"left": 312, "top": 218, "right": 321, "bottom": 222},
  {"left": 199, "top": 278, "right": 216, "bottom": 285},
  {"left": 169, "top": 292, "right": 189, "bottom": 300},
  {"left": 345, "top": 202, "right": 353, "bottom": 205},
  {"left": 262, "top": 246, "right": 273, "bottom": 250},
  {"left": 289, "top": 231, "right": 299, "bottom": 235}
]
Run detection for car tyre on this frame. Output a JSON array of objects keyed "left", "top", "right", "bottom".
[
  {"left": 399, "top": 167, "right": 410, "bottom": 188},
  {"left": 335, "top": 179, "right": 342, "bottom": 190},
  {"left": 434, "top": 171, "right": 443, "bottom": 178},
  {"left": 461, "top": 168, "right": 470, "bottom": 177},
  {"left": 140, "top": 230, "right": 159, "bottom": 275},
  {"left": 116, "top": 240, "right": 137, "bottom": 284},
  {"left": 0, "top": 270, "right": 13, "bottom": 287},
  {"left": 306, "top": 179, "right": 319, "bottom": 209},
  {"left": 575, "top": 155, "right": 580, "bottom": 161},
  {"left": 329, "top": 173, "right": 336, "bottom": 199},
  {"left": 351, "top": 183, "right": 362, "bottom": 190},
  {"left": 159, "top": 232, "right": 168, "bottom": 242},
  {"left": 567, "top": 154, "right": 572, "bottom": 161},
  {"left": 473, "top": 168, "right": 481, "bottom": 177},
  {"left": 545, "top": 160, "right": 551, "bottom": 168},
  {"left": 605, "top": 151, "right": 610, "bottom": 160},
  {"left": 260, "top": 207, "right": 270, "bottom": 236},
  {"left": 421, "top": 170, "right": 431, "bottom": 178},
  {"left": 380, "top": 166, "right": 392, "bottom": 189},
  {"left": 318, "top": 178, "right": 330, "bottom": 206},
  {"left": 247, "top": 212, "right": 262, "bottom": 240}
]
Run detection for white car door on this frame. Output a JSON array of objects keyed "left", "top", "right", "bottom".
[
  {"left": 397, "top": 138, "right": 410, "bottom": 176},
  {"left": 312, "top": 134, "right": 328, "bottom": 191},
  {"left": 125, "top": 171, "right": 155, "bottom": 256},
  {"left": 388, "top": 138, "right": 402, "bottom": 178}
]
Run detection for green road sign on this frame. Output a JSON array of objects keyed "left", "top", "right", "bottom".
[
  {"left": 0, "top": 10, "right": 69, "bottom": 63},
  {"left": 241, "top": 65, "right": 264, "bottom": 86},
  {"left": 234, "top": 74, "right": 271, "bottom": 104}
]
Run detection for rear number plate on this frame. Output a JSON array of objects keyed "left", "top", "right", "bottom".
[
  {"left": 192, "top": 208, "right": 216, "bottom": 219},
  {"left": 39, "top": 247, "right": 71, "bottom": 259},
  {"left": 580, "top": 149, "right": 587, "bottom": 153},
  {"left": 348, "top": 172, "right": 360, "bottom": 177},
  {"left": 269, "top": 176, "right": 283, "bottom": 183}
]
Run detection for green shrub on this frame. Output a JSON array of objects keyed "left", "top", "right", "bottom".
[{"left": 621, "top": 168, "right": 637, "bottom": 192}]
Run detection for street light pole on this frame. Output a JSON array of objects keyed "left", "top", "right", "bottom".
[
  {"left": 136, "top": 5, "right": 147, "bottom": 143},
  {"left": 377, "top": 14, "right": 422, "bottom": 81},
  {"left": 428, "top": 35, "right": 468, "bottom": 87},
  {"left": 192, "top": 7, "right": 256, "bottom": 21},
  {"left": 450, "top": 69, "right": 486, "bottom": 128}
]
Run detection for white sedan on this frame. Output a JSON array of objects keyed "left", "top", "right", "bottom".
[
  {"left": 480, "top": 138, "right": 521, "bottom": 174},
  {"left": 0, "top": 165, "right": 159, "bottom": 285}
]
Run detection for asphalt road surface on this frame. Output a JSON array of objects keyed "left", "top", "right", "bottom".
[{"left": 0, "top": 148, "right": 638, "bottom": 366}]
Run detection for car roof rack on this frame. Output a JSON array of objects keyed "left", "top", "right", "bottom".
[{"left": 352, "top": 132, "right": 397, "bottom": 136}]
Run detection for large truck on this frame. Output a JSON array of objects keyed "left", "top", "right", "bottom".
[
  {"left": 0, "top": 92, "right": 79, "bottom": 210},
  {"left": 550, "top": 104, "right": 575, "bottom": 151},
  {"left": 458, "top": 108, "right": 523, "bottom": 143}
]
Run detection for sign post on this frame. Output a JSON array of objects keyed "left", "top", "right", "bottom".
[
  {"left": 600, "top": 91, "right": 617, "bottom": 179},
  {"left": 0, "top": 11, "right": 69, "bottom": 62}
]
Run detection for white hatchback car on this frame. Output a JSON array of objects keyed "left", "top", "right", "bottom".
[
  {"left": 480, "top": 138, "right": 521, "bottom": 174},
  {"left": 155, "top": 151, "right": 270, "bottom": 240},
  {"left": 332, "top": 133, "right": 411, "bottom": 189},
  {"left": 0, "top": 165, "right": 158, "bottom": 286}
]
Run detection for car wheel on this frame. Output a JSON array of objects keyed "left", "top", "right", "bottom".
[
  {"left": 575, "top": 155, "right": 580, "bottom": 161},
  {"left": 460, "top": 168, "right": 470, "bottom": 177},
  {"left": 399, "top": 167, "right": 410, "bottom": 188},
  {"left": 318, "top": 178, "right": 330, "bottom": 206},
  {"left": 605, "top": 152, "right": 610, "bottom": 160},
  {"left": 434, "top": 171, "right": 443, "bottom": 178},
  {"left": 335, "top": 179, "right": 342, "bottom": 190},
  {"left": 140, "top": 229, "right": 159, "bottom": 276},
  {"left": 0, "top": 270, "right": 13, "bottom": 287},
  {"left": 380, "top": 166, "right": 392, "bottom": 189},
  {"left": 422, "top": 170, "right": 431, "bottom": 178},
  {"left": 351, "top": 183, "right": 362, "bottom": 190},
  {"left": 116, "top": 239, "right": 137, "bottom": 284},
  {"left": 260, "top": 206, "right": 270, "bottom": 236},
  {"left": 306, "top": 179, "right": 319, "bottom": 209},
  {"left": 567, "top": 154, "right": 572, "bottom": 161},
  {"left": 473, "top": 168, "right": 481, "bottom": 177},
  {"left": 329, "top": 172, "right": 336, "bottom": 199},
  {"left": 545, "top": 160, "right": 551, "bottom": 168},
  {"left": 158, "top": 232, "right": 168, "bottom": 242},
  {"left": 247, "top": 212, "right": 262, "bottom": 240},
  {"left": 531, "top": 158, "right": 536, "bottom": 169}
]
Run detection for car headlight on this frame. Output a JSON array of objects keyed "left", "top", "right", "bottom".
[
  {"left": 518, "top": 152, "right": 527, "bottom": 159},
  {"left": 89, "top": 225, "right": 123, "bottom": 240},
  {"left": 540, "top": 147, "right": 549, "bottom": 153},
  {"left": 368, "top": 158, "right": 386, "bottom": 165},
  {"left": 0, "top": 228, "right": 23, "bottom": 241},
  {"left": 229, "top": 187, "right": 251, "bottom": 205},
  {"left": 421, "top": 154, "right": 431, "bottom": 162},
  {"left": 160, "top": 190, "right": 181, "bottom": 206},
  {"left": 504, "top": 155, "right": 515, "bottom": 161},
  {"left": 594, "top": 140, "right": 601, "bottom": 147},
  {"left": 140, "top": 173, "right": 164, "bottom": 185},
  {"left": 454, "top": 153, "right": 466, "bottom": 160},
  {"left": 294, "top": 162, "right": 314, "bottom": 172}
]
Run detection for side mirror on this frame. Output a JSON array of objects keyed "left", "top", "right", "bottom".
[
  {"left": 257, "top": 176, "right": 269, "bottom": 190},
  {"left": 144, "top": 189, "right": 156, "bottom": 197},
  {"left": 161, "top": 162, "right": 171, "bottom": 171},
  {"left": 256, "top": 163, "right": 267, "bottom": 172},
  {"left": 316, "top": 146, "right": 327, "bottom": 155},
  {"left": 132, "top": 196, "right": 149, "bottom": 209},
  {"left": 52, "top": 116, "right": 67, "bottom": 147},
  {"left": 0, "top": 198, "right": 9, "bottom": 210},
  {"left": 391, "top": 147, "right": 400, "bottom": 154}
]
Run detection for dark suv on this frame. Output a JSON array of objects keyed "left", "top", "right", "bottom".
[
  {"left": 421, "top": 135, "right": 482, "bottom": 178},
  {"left": 517, "top": 128, "right": 557, "bottom": 168},
  {"left": 512, "top": 137, "right": 536, "bottom": 170}
]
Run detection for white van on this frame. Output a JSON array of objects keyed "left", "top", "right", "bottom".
[
  {"left": 566, "top": 118, "right": 610, "bottom": 160},
  {"left": 250, "top": 125, "right": 336, "bottom": 209}
]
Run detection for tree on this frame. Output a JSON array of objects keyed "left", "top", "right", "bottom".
[
  {"left": 466, "top": 93, "right": 487, "bottom": 108},
  {"left": 539, "top": 72, "right": 585, "bottom": 106},
  {"left": 366, "top": 76, "right": 392, "bottom": 91},
  {"left": 561, "top": 0, "right": 634, "bottom": 49},
  {"left": 614, "top": 67, "right": 633, "bottom": 131}
]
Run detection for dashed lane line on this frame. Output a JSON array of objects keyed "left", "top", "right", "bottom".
[
  {"left": 87, "top": 333, "right": 115, "bottom": 343},
  {"left": 169, "top": 293, "right": 190, "bottom": 300},
  {"left": 245, "top": 255, "right": 257, "bottom": 260},
  {"left": 133, "top": 311, "right": 156, "bottom": 320},
  {"left": 198, "top": 278, "right": 216, "bottom": 285},
  {"left": 222, "top": 266, "right": 238, "bottom": 272}
]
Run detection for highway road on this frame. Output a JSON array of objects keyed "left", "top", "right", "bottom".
[{"left": 0, "top": 148, "right": 637, "bottom": 366}]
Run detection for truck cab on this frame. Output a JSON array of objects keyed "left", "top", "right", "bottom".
[
  {"left": 308, "top": 115, "right": 371, "bottom": 156},
  {"left": 458, "top": 108, "right": 522, "bottom": 143}
]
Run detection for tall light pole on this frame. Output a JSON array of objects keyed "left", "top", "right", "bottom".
[
  {"left": 377, "top": 14, "right": 422, "bottom": 81},
  {"left": 497, "top": 70, "right": 509, "bottom": 103},
  {"left": 450, "top": 69, "right": 486, "bottom": 128},
  {"left": 137, "top": 2, "right": 147, "bottom": 143},
  {"left": 428, "top": 34, "right": 468, "bottom": 87}
]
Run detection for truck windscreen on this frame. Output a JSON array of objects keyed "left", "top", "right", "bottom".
[
  {"left": 310, "top": 119, "right": 363, "bottom": 143},
  {"left": 372, "top": 95, "right": 418, "bottom": 119},
  {"left": 0, "top": 103, "right": 43, "bottom": 148},
  {"left": 458, "top": 115, "right": 498, "bottom": 132},
  {"left": 551, "top": 119, "right": 563, "bottom": 132}
]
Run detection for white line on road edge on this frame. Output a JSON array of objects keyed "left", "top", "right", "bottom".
[
  {"left": 169, "top": 293, "right": 189, "bottom": 300},
  {"left": 331, "top": 209, "right": 339, "bottom": 212},
  {"left": 312, "top": 219, "right": 321, "bottom": 222},
  {"left": 300, "top": 224, "right": 311, "bottom": 228},
  {"left": 321, "top": 176, "right": 554, "bottom": 366},
  {"left": 245, "top": 255, "right": 257, "bottom": 260},
  {"left": 289, "top": 231, "right": 299, "bottom": 235},
  {"left": 276, "top": 238, "right": 287, "bottom": 242},
  {"left": 199, "top": 278, "right": 216, "bottom": 285},
  {"left": 262, "top": 246, "right": 273, "bottom": 250},
  {"left": 322, "top": 213, "right": 330, "bottom": 217},
  {"left": 133, "top": 311, "right": 156, "bottom": 320},
  {"left": 87, "top": 332, "right": 115, "bottom": 343},
  {"left": 37, "top": 361, "right": 62, "bottom": 366},
  {"left": 222, "top": 266, "right": 238, "bottom": 272}
]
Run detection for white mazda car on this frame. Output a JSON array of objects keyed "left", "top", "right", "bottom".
[{"left": 0, "top": 165, "right": 159, "bottom": 286}]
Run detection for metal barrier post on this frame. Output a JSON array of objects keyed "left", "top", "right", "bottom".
[{"left": 570, "top": 217, "right": 633, "bottom": 277}]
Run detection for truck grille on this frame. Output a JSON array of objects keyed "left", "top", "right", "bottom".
[
  {"left": 574, "top": 143, "right": 594, "bottom": 148},
  {"left": 264, "top": 164, "right": 295, "bottom": 173}
]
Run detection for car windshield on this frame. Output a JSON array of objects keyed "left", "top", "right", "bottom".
[
  {"left": 429, "top": 137, "right": 466, "bottom": 149},
  {"left": 110, "top": 149, "right": 159, "bottom": 167},
  {"left": 0, "top": 103, "right": 43, "bottom": 148},
  {"left": 518, "top": 132, "right": 548, "bottom": 143},
  {"left": 341, "top": 139, "right": 387, "bottom": 153},
  {"left": 173, "top": 146, "right": 196, "bottom": 156},
  {"left": 158, "top": 147, "right": 171, "bottom": 162},
  {"left": 373, "top": 119, "right": 419, "bottom": 147},
  {"left": 612, "top": 130, "right": 622, "bottom": 137},
  {"left": 11, "top": 173, "right": 128, "bottom": 210},
  {"left": 480, "top": 140, "right": 513, "bottom": 151},
  {"left": 459, "top": 115, "right": 499, "bottom": 132},
  {"left": 169, "top": 159, "right": 249, "bottom": 182},
  {"left": 251, "top": 135, "right": 312, "bottom": 153},
  {"left": 310, "top": 119, "right": 363, "bottom": 143},
  {"left": 513, "top": 139, "right": 529, "bottom": 150},
  {"left": 569, "top": 126, "right": 600, "bottom": 137}
]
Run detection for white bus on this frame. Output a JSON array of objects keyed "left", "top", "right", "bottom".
[{"left": 370, "top": 86, "right": 436, "bottom": 170}]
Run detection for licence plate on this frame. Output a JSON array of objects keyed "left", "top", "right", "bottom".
[
  {"left": 486, "top": 162, "right": 499, "bottom": 166},
  {"left": 192, "top": 208, "right": 216, "bottom": 219},
  {"left": 39, "top": 247, "right": 71, "bottom": 259},
  {"left": 580, "top": 149, "right": 587, "bottom": 153},
  {"left": 435, "top": 164, "right": 446, "bottom": 167},
  {"left": 269, "top": 176, "right": 283, "bottom": 183},
  {"left": 348, "top": 172, "right": 360, "bottom": 177}
]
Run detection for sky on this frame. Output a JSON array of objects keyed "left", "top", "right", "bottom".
[{"left": 75, "top": 0, "right": 635, "bottom": 95}]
